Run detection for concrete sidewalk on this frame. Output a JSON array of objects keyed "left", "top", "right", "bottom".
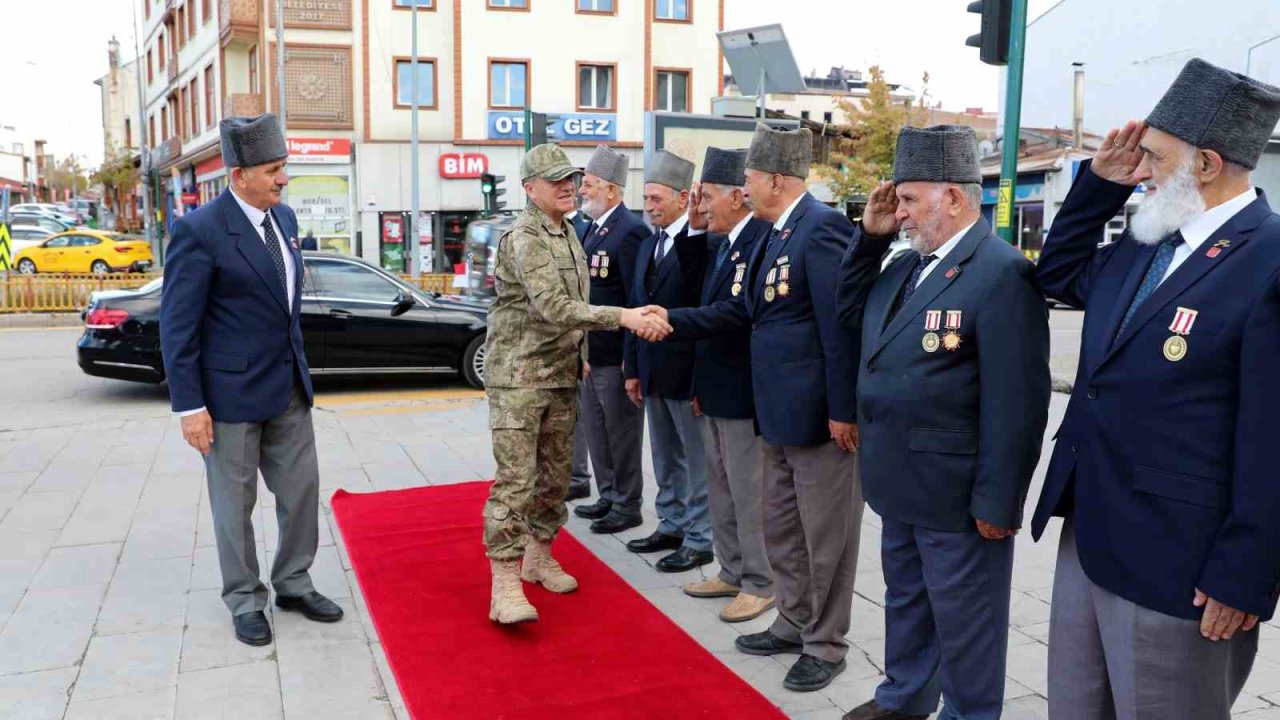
[{"left": 2, "top": 391, "right": 1278, "bottom": 719}]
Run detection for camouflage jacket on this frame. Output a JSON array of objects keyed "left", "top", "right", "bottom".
[{"left": 484, "top": 203, "right": 622, "bottom": 388}]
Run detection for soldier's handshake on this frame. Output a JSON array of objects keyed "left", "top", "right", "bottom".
[{"left": 634, "top": 305, "right": 672, "bottom": 341}]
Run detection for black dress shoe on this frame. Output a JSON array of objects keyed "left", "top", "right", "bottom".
[
  {"left": 590, "top": 513, "right": 642, "bottom": 534},
  {"left": 842, "top": 699, "right": 930, "bottom": 720},
  {"left": 565, "top": 484, "right": 591, "bottom": 502},
  {"left": 784, "top": 654, "right": 846, "bottom": 692},
  {"left": 626, "top": 530, "right": 684, "bottom": 554},
  {"left": 275, "top": 591, "right": 344, "bottom": 623},
  {"left": 655, "top": 546, "right": 715, "bottom": 573},
  {"left": 233, "top": 611, "right": 272, "bottom": 646},
  {"left": 574, "top": 497, "right": 612, "bottom": 519},
  {"left": 734, "top": 630, "right": 803, "bottom": 656}
]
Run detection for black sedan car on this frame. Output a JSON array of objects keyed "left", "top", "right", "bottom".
[{"left": 77, "top": 253, "right": 490, "bottom": 388}]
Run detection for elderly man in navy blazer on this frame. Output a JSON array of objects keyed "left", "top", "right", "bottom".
[
  {"left": 160, "top": 114, "right": 344, "bottom": 647},
  {"left": 672, "top": 147, "right": 776, "bottom": 624},
  {"left": 836, "top": 125, "right": 1050, "bottom": 720},
  {"left": 1032, "top": 58, "right": 1280, "bottom": 720},
  {"left": 571, "top": 145, "right": 651, "bottom": 535},
  {"left": 640, "top": 124, "right": 863, "bottom": 692}
]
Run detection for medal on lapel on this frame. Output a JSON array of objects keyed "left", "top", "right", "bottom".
[
  {"left": 922, "top": 310, "right": 942, "bottom": 353},
  {"left": 764, "top": 267, "right": 778, "bottom": 302},
  {"left": 600, "top": 252, "right": 610, "bottom": 279},
  {"left": 590, "top": 253, "right": 600, "bottom": 277},
  {"left": 1206, "top": 239, "right": 1230, "bottom": 259},
  {"left": 777, "top": 263, "right": 790, "bottom": 297},
  {"left": 1163, "top": 307, "right": 1197, "bottom": 362},
  {"left": 942, "top": 310, "right": 963, "bottom": 351},
  {"left": 732, "top": 263, "right": 746, "bottom": 297},
  {"left": 764, "top": 286, "right": 776, "bottom": 302}
]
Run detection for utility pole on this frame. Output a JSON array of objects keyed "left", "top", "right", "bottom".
[
  {"left": 130, "top": 0, "right": 154, "bottom": 251},
  {"left": 276, "top": 0, "right": 287, "bottom": 205},
  {"left": 409, "top": 0, "right": 420, "bottom": 275},
  {"left": 994, "top": 0, "right": 1028, "bottom": 245}
]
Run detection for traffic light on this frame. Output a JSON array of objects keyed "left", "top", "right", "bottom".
[
  {"left": 966, "top": 0, "right": 1011, "bottom": 66},
  {"left": 480, "top": 172, "right": 506, "bottom": 216},
  {"left": 528, "top": 112, "right": 559, "bottom": 146}
]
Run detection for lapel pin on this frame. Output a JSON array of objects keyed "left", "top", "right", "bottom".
[
  {"left": 945, "top": 266, "right": 960, "bottom": 279},
  {"left": 290, "top": 237, "right": 299, "bottom": 250},
  {"left": 780, "top": 228, "right": 792, "bottom": 242},
  {"left": 1207, "top": 239, "right": 1231, "bottom": 259}
]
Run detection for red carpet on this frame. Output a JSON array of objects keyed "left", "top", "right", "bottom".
[{"left": 331, "top": 482, "right": 788, "bottom": 720}]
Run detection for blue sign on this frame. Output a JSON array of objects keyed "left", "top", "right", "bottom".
[{"left": 487, "top": 111, "right": 618, "bottom": 142}]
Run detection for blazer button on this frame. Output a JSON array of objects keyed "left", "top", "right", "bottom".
[
  {"left": 1072, "top": 443, "right": 1079, "bottom": 453},
  {"left": 1087, "top": 388, "right": 1097, "bottom": 400}
]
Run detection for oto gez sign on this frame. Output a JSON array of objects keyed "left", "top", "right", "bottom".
[{"left": 487, "top": 111, "right": 617, "bottom": 142}]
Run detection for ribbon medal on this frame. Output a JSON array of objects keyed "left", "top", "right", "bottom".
[
  {"left": 942, "top": 310, "right": 963, "bottom": 351},
  {"left": 1164, "top": 307, "right": 1197, "bottom": 362},
  {"left": 922, "top": 310, "right": 942, "bottom": 353}
]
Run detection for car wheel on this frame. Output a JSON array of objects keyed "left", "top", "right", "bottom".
[
  {"left": 461, "top": 334, "right": 486, "bottom": 389},
  {"left": 90, "top": 260, "right": 110, "bottom": 275},
  {"left": 17, "top": 258, "right": 36, "bottom": 274}
]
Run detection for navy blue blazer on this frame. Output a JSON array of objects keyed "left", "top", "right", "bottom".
[
  {"left": 841, "top": 218, "right": 1051, "bottom": 532},
  {"left": 584, "top": 204, "right": 647, "bottom": 367},
  {"left": 623, "top": 220, "right": 705, "bottom": 400},
  {"left": 1032, "top": 163, "right": 1280, "bottom": 622},
  {"left": 160, "top": 189, "right": 314, "bottom": 424},
  {"left": 683, "top": 217, "right": 770, "bottom": 420},
  {"left": 667, "top": 194, "right": 859, "bottom": 446},
  {"left": 571, "top": 211, "right": 591, "bottom": 242}
]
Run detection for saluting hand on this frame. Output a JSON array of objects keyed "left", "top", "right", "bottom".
[
  {"left": 861, "top": 181, "right": 901, "bottom": 237},
  {"left": 1091, "top": 120, "right": 1147, "bottom": 186},
  {"left": 1194, "top": 589, "right": 1259, "bottom": 642},
  {"left": 688, "top": 183, "right": 708, "bottom": 232}
]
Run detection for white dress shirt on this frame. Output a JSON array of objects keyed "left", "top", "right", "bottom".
[
  {"left": 178, "top": 192, "right": 296, "bottom": 419},
  {"left": 916, "top": 221, "right": 977, "bottom": 288},
  {"left": 654, "top": 211, "right": 704, "bottom": 260},
  {"left": 1162, "top": 187, "right": 1257, "bottom": 283},
  {"left": 590, "top": 202, "right": 621, "bottom": 234},
  {"left": 727, "top": 212, "right": 753, "bottom": 244},
  {"left": 772, "top": 193, "right": 808, "bottom": 231}
]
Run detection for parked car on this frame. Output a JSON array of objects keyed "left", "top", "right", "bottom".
[
  {"left": 8, "top": 226, "right": 55, "bottom": 254},
  {"left": 463, "top": 215, "right": 517, "bottom": 297},
  {"left": 13, "top": 230, "right": 154, "bottom": 274},
  {"left": 10, "top": 204, "right": 80, "bottom": 226},
  {"left": 77, "top": 253, "right": 491, "bottom": 388},
  {"left": 8, "top": 212, "right": 73, "bottom": 234}
]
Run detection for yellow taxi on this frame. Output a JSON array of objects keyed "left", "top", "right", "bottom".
[{"left": 13, "top": 230, "right": 155, "bottom": 275}]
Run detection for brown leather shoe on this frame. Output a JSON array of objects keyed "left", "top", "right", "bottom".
[
  {"left": 719, "top": 592, "right": 775, "bottom": 623},
  {"left": 842, "top": 699, "right": 930, "bottom": 720},
  {"left": 683, "top": 577, "right": 740, "bottom": 598}
]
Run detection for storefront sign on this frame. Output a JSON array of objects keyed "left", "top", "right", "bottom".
[
  {"left": 288, "top": 138, "right": 351, "bottom": 164},
  {"left": 275, "top": 0, "right": 351, "bottom": 29},
  {"left": 487, "top": 112, "right": 617, "bottom": 142},
  {"left": 982, "top": 181, "right": 1045, "bottom": 206},
  {"left": 290, "top": 175, "right": 352, "bottom": 253},
  {"left": 181, "top": 192, "right": 198, "bottom": 204},
  {"left": 195, "top": 155, "right": 224, "bottom": 178},
  {"left": 439, "top": 153, "right": 489, "bottom": 179}
]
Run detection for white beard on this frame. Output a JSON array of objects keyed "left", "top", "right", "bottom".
[
  {"left": 1130, "top": 160, "right": 1205, "bottom": 245},
  {"left": 581, "top": 196, "right": 607, "bottom": 220},
  {"left": 908, "top": 202, "right": 948, "bottom": 255}
]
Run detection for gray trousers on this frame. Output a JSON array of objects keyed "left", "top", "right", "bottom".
[
  {"left": 1048, "top": 522, "right": 1258, "bottom": 720},
  {"left": 570, "top": 380, "right": 591, "bottom": 491},
  {"left": 581, "top": 366, "right": 644, "bottom": 519},
  {"left": 764, "top": 440, "right": 862, "bottom": 663},
  {"left": 646, "top": 394, "right": 712, "bottom": 551},
  {"left": 204, "top": 387, "right": 319, "bottom": 616},
  {"left": 702, "top": 415, "right": 772, "bottom": 596}
]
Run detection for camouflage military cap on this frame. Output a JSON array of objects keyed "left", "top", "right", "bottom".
[{"left": 521, "top": 143, "right": 583, "bottom": 182}]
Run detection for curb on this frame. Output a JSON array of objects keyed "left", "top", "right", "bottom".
[{"left": 0, "top": 313, "right": 82, "bottom": 329}]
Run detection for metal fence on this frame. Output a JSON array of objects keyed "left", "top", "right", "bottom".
[{"left": 0, "top": 272, "right": 461, "bottom": 314}]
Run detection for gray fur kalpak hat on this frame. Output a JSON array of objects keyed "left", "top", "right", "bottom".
[
  {"left": 645, "top": 150, "right": 695, "bottom": 192},
  {"left": 745, "top": 123, "right": 812, "bottom": 178},
  {"left": 700, "top": 147, "right": 747, "bottom": 186},
  {"left": 584, "top": 144, "right": 629, "bottom": 187},
  {"left": 892, "top": 125, "right": 981, "bottom": 185},
  {"left": 1146, "top": 57, "right": 1280, "bottom": 170},
  {"left": 219, "top": 113, "right": 289, "bottom": 169}
]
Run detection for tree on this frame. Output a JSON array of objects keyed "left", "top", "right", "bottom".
[
  {"left": 91, "top": 146, "right": 141, "bottom": 232},
  {"left": 44, "top": 155, "right": 91, "bottom": 202},
  {"left": 819, "top": 67, "right": 931, "bottom": 202}
]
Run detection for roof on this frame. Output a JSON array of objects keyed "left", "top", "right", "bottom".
[{"left": 980, "top": 147, "right": 1094, "bottom": 177}]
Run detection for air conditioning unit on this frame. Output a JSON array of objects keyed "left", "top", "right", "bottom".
[{"left": 711, "top": 96, "right": 760, "bottom": 119}]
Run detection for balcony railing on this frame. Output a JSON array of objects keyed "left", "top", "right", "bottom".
[{"left": 224, "top": 93, "right": 264, "bottom": 118}]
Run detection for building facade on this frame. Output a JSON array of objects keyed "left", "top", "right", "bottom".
[{"left": 95, "top": 38, "right": 144, "bottom": 231}]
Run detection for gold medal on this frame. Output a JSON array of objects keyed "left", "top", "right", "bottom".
[
  {"left": 942, "top": 331, "right": 962, "bottom": 352},
  {"left": 1163, "top": 335, "right": 1187, "bottom": 362},
  {"left": 764, "top": 286, "right": 776, "bottom": 302},
  {"left": 777, "top": 281, "right": 790, "bottom": 297},
  {"left": 922, "top": 332, "right": 940, "bottom": 353},
  {"left": 590, "top": 268, "right": 599, "bottom": 277},
  {"left": 599, "top": 267, "right": 608, "bottom": 278},
  {"left": 731, "top": 282, "right": 742, "bottom": 296}
]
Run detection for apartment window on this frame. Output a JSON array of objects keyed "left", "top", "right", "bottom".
[
  {"left": 394, "top": 58, "right": 438, "bottom": 108},
  {"left": 488, "top": 0, "right": 528, "bottom": 9},
  {"left": 654, "top": 0, "right": 688, "bottom": 21},
  {"left": 800, "top": 110, "right": 810, "bottom": 120},
  {"left": 177, "top": 6, "right": 186, "bottom": 47},
  {"left": 180, "top": 87, "right": 189, "bottom": 141},
  {"left": 188, "top": 0, "right": 197, "bottom": 37},
  {"left": 149, "top": 116, "right": 156, "bottom": 147},
  {"left": 393, "top": 0, "right": 434, "bottom": 6},
  {"left": 489, "top": 61, "right": 528, "bottom": 108},
  {"left": 654, "top": 69, "right": 689, "bottom": 112},
  {"left": 823, "top": 111, "right": 833, "bottom": 123},
  {"left": 203, "top": 0, "right": 212, "bottom": 22},
  {"left": 577, "top": 0, "right": 614, "bottom": 12},
  {"left": 248, "top": 46, "right": 259, "bottom": 94},
  {"left": 144, "top": 0, "right": 150, "bottom": 19},
  {"left": 577, "top": 63, "right": 615, "bottom": 111},
  {"left": 158, "top": 34, "right": 165, "bottom": 68},
  {"left": 147, "top": 50, "right": 154, "bottom": 83},
  {"left": 190, "top": 80, "right": 201, "bottom": 136},
  {"left": 160, "top": 106, "right": 169, "bottom": 141},
  {"left": 124, "top": 118, "right": 133, "bottom": 149},
  {"left": 204, "top": 65, "right": 215, "bottom": 126}
]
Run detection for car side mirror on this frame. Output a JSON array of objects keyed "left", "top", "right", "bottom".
[{"left": 391, "top": 292, "right": 416, "bottom": 317}]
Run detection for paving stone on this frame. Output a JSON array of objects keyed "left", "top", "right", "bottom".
[
  {"left": 174, "top": 661, "right": 283, "bottom": 720},
  {"left": 29, "top": 542, "right": 121, "bottom": 590},
  {"left": 0, "top": 583, "right": 108, "bottom": 674},
  {"left": 64, "top": 686, "right": 177, "bottom": 720},
  {"left": 178, "top": 590, "right": 275, "bottom": 675},
  {"left": 0, "top": 491, "right": 79, "bottom": 532},
  {"left": 0, "top": 666, "right": 77, "bottom": 720},
  {"left": 276, "top": 639, "right": 393, "bottom": 719},
  {"left": 72, "top": 628, "right": 183, "bottom": 701}
]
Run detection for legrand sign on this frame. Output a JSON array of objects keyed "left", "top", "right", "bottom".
[
  {"left": 439, "top": 153, "right": 489, "bottom": 179},
  {"left": 288, "top": 138, "right": 351, "bottom": 164},
  {"left": 487, "top": 111, "right": 618, "bottom": 142}
]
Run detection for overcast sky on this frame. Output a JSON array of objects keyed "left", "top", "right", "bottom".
[{"left": 0, "top": 0, "right": 1056, "bottom": 169}]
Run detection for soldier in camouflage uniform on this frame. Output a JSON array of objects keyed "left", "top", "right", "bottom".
[{"left": 484, "top": 143, "right": 667, "bottom": 624}]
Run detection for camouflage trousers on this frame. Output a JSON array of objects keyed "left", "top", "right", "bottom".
[{"left": 483, "top": 386, "right": 578, "bottom": 560}]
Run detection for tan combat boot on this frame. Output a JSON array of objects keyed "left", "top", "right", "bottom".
[
  {"left": 489, "top": 559, "right": 538, "bottom": 624},
  {"left": 520, "top": 537, "right": 579, "bottom": 593}
]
